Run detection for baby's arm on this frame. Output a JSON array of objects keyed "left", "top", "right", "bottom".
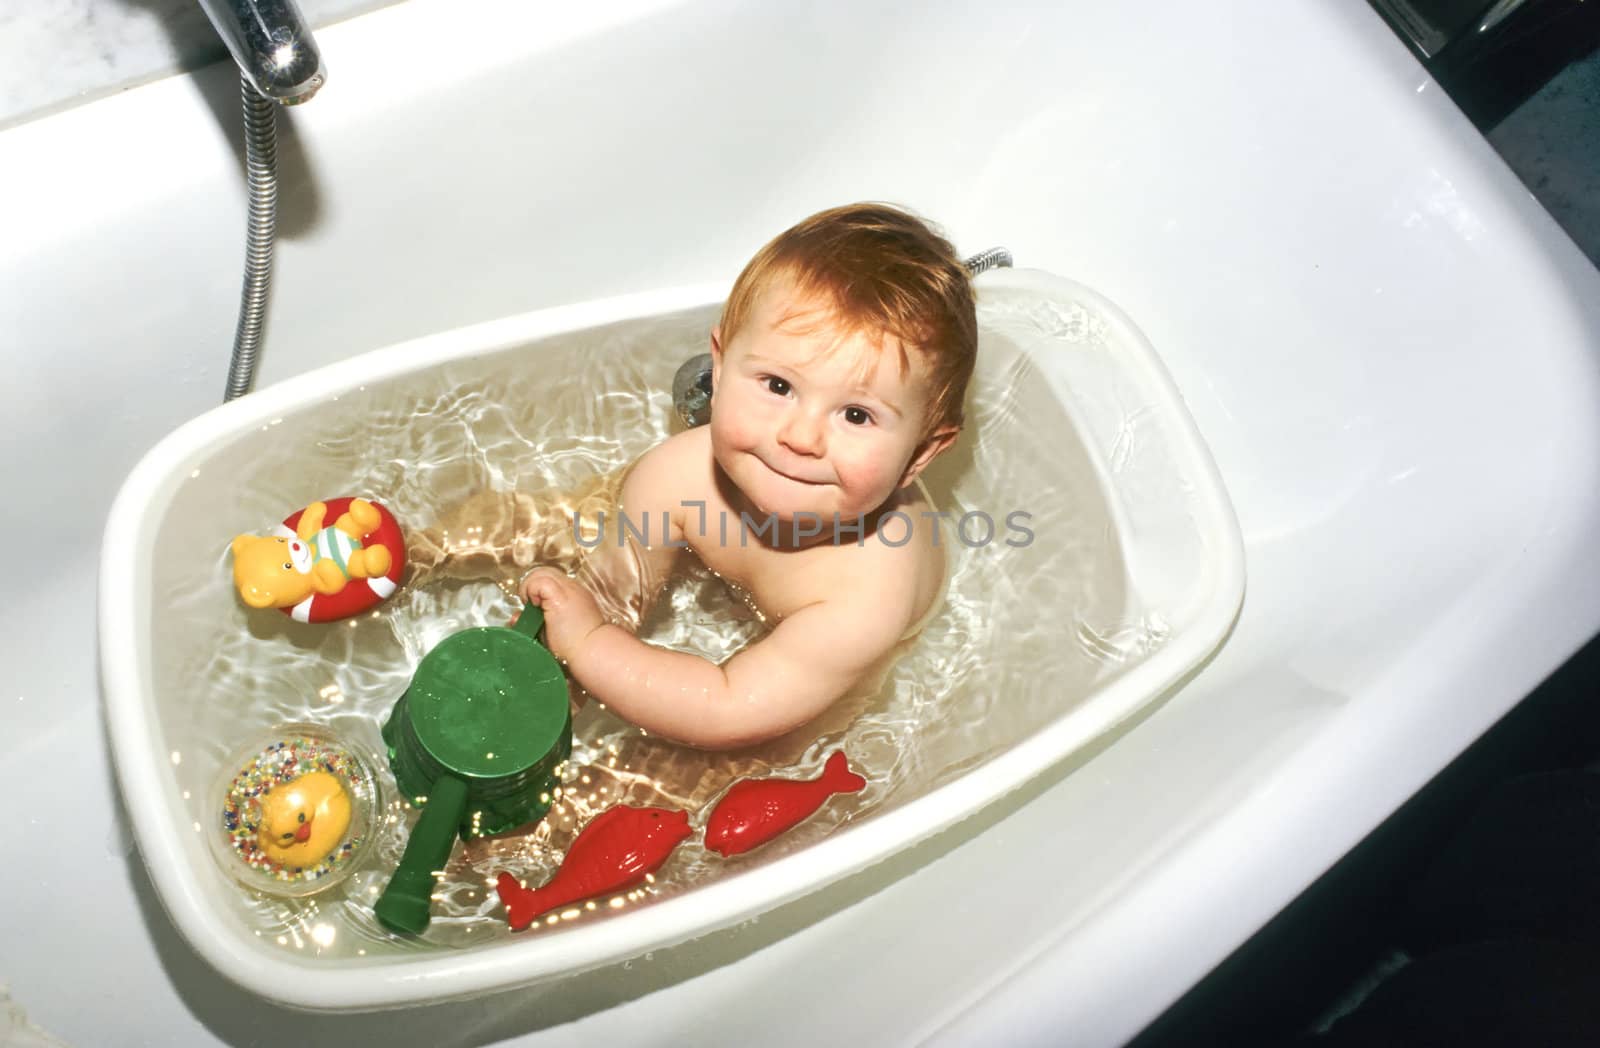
[
  {"left": 524, "top": 568, "right": 911, "bottom": 750},
  {"left": 405, "top": 464, "right": 654, "bottom": 595},
  {"left": 406, "top": 490, "right": 563, "bottom": 587}
]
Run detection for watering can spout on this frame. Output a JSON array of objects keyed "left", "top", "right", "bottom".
[{"left": 375, "top": 775, "right": 469, "bottom": 935}]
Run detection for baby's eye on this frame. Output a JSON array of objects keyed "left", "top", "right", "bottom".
[
  {"left": 763, "top": 376, "right": 791, "bottom": 397},
  {"left": 843, "top": 406, "right": 873, "bottom": 426}
]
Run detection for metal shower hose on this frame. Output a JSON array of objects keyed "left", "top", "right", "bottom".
[{"left": 223, "top": 75, "right": 277, "bottom": 402}]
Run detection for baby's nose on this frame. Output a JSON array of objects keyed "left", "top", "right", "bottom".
[{"left": 778, "top": 411, "right": 826, "bottom": 456}]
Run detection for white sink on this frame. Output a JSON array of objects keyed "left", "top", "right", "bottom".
[{"left": 4, "top": 0, "right": 1599, "bottom": 1044}]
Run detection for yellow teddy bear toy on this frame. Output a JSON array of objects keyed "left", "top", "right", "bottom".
[{"left": 230, "top": 498, "right": 395, "bottom": 618}]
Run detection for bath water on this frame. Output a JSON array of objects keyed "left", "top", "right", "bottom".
[{"left": 150, "top": 296, "right": 1163, "bottom": 961}]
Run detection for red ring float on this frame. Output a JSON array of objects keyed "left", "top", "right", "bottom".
[{"left": 275, "top": 497, "right": 406, "bottom": 623}]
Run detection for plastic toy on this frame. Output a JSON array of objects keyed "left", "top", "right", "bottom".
[
  {"left": 256, "top": 770, "right": 351, "bottom": 868},
  {"left": 230, "top": 496, "right": 405, "bottom": 623},
  {"left": 704, "top": 750, "right": 865, "bottom": 857},
  {"left": 495, "top": 804, "right": 692, "bottom": 931},
  {"left": 213, "top": 725, "right": 380, "bottom": 897},
  {"left": 374, "top": 603, "right": 572, "bottom": 935}
]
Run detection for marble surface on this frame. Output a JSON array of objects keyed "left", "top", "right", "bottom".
[
  {"left": 1488, "top": 50, "right": 1600, "bottom": 267},
  {"left": 0, "top": 0, "right": 398, "bottom": 130}
]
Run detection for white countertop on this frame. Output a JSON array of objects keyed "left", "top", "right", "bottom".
[{"left": 0, "top": 0, "right": 395, "bottom": 129}]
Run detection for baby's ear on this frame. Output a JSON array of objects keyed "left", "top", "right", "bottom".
[
  {"left": 901, "top": 425, "right": 959, "bottom": 486},
  {"left": 709, "top": 326, "right": 724, "bottom": 388}
]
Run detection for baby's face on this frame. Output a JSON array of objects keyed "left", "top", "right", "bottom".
[{"left": 709, "top": 279, "right": 948, "bottom": 523}]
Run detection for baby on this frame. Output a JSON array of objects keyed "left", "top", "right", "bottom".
[{"left": 423, "top": 203, "right": 977, "bottom": 750}]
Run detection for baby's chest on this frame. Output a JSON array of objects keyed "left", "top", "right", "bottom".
[{"left": 686, "top": 535, "right": 835, "bottom": 620}]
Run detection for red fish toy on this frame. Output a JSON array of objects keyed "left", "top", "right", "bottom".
[
  {"left": 496, "top": 805, "right": 692, "bottom": 931},
  {"left": 704, "top": 750, "right": 866, "bottom": 858}
]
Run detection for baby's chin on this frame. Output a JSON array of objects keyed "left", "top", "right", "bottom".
[
  {"left": 744, "top": 481, "right": 896, "bottom": 528},
  {"left": 720, "top": 451, "right": 890, "bottom": 523},
  {"left": 741, "top": 485, "right": 836, "bottom": 523},
  {"left": 729, "top": 469, "right": 830, "bottom": 521}
]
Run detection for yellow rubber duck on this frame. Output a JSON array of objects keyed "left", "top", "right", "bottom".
[{"left": 257, "top": 770, "right": 352, "bottom": 868}]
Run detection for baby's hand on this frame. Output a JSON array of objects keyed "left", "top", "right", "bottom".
[{"left": 519, "top": 567, "right": 605, "bottom": 665}]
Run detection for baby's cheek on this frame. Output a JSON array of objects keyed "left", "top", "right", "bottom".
[
  {"left": 710, "top": 419, "right": 759, "bottom": 467},
  {"left": 838, "top": 446, "right": 897, "bottom": 487},
  {"left": 706, "top": 413, "right": 735, "bottom": 452},
  {"left": 712, "top": 403, "right": 754, "bottom": 442}
]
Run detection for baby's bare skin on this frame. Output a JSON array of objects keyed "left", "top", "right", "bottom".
[{"left": 524, "top": 278, "right": 958, "bottom": 750}]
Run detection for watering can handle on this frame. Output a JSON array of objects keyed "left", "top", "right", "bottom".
[
  {"left": 512, "top": 601, "right": 545, "bottom": 643},
  {"left": 373, "top": 775, "right": 470, "bottom": 935}
]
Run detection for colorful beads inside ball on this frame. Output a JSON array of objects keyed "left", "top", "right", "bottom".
[{"left": 215, "top": 726, "right": 378, "bottom": 896}]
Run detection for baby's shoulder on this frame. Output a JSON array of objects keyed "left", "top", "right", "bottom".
[
  {"left": 623, "top": 427, "right": 714, "bottom": 512},
  {"left": 808, "top": 514, "right": 944, "bottom": 625},
  {"left": 635, "top": 425, "right": 711, "bottom": 474}
]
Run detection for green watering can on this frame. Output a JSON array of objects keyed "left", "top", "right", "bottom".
[{"left": 374, "top": 603, "right": 571, "bottom": 934}]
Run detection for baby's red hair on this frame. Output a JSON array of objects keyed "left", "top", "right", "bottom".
[{"left": 719, "top": 203, "right": 977, "bottom": 437}]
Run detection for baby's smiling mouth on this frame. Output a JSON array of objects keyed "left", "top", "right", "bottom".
[{"left": 760, "top": 457, "right": 829, "bottom": 486}]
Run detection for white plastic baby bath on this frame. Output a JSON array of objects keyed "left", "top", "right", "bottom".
[{"left": 99, "top": 268, "right": 1244, "bottom": 1009}]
